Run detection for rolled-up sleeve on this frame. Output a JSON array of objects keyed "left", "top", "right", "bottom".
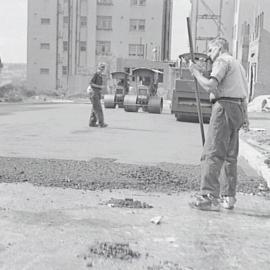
[{"left": 210, "top": 58, "right": 229, "bottom": 84}]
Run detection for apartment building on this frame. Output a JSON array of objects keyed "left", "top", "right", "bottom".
[
  {"left": 233, "top": 0, "right": 270, "bottom": 99},
  {"left": 27, "top": 0, "right": 173, "bottom": 94}
]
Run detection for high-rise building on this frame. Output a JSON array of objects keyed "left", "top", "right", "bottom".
[{"left": 27, "top": 0, "right": 173, "bottom": 94}]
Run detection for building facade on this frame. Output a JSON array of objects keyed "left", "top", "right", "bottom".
[
  {"left": 27, "top": 0, "right": 173, "bottom": 95},
  {"left": 233, "top": 0, "right": 270, "bottom": 99}
]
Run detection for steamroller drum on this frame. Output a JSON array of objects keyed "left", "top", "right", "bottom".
[
  {"left": 104, "top": 95, "right": 116, "bottom": 108},
  {"left": 123, "top": 95, "right": 139, "bottom": 112},
  {"left": 147, "top": 96, "right": 163, "bottom": 114},
  {"left": 175, "top": 112, "right": 195, "bottom": 122},
  {"left": 175, "top": 112, "right": 209, "bottom": 123}
]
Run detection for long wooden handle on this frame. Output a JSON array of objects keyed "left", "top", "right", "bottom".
[{"left": 186, "top": 17, "right": 205, "bottom": 146}]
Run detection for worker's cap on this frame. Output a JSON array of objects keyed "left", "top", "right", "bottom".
[{"left": 98, "top": 63, "right": 106, "bottom": 70}]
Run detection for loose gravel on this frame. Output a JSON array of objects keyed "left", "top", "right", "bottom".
[
  {"left": 105, "top": 198, "right": 153, "bottom": 208},
  {"left": 0, "top": 156, "right": 268, "bottom": 195},
  {"left": 147, "top": 261, "right": 192, "bottom": 270},
  {"left": 87, "top": 242, "right": 141, "bottom": 261}
]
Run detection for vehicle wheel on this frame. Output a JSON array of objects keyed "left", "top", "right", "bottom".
[
  {"left": 123, "top": 95, "right": 138, "bottom": 112},
  {"left": 148, "top": 96, "right": 163, "bottom": 114},
  {"left": 104, "top": 95, "right": 116, "bottom": 108}
]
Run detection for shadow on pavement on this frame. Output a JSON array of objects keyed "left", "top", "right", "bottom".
[
  {"left": 72, "top": 127, "right": 158, "bottom": 133},
  {"left": 225, "top": 208, "right": 270, "bottom": 219}
]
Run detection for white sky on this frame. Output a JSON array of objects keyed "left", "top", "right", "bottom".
[
  {"left": 0, "top": 0, "right": 28, "bottom": 63},
  {"left": 0, "top": 0, "right": 190, "bottom": 63},
  {"left": 171, "top": 0, "right": 191, "bottom": 59}
]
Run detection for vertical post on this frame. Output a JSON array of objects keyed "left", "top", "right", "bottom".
[
  {"left": 56, "top": 0, "right": 60, "bottom": 90},
  {"left": 186, "top": 17, "right": 205, "bottom": 146}
]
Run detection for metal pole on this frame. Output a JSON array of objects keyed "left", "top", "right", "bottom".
[{"left": 186, "top": 17, "right": 205, "bottom": 146}]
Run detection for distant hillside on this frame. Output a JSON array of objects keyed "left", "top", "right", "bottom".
[
  {"left": 0, "top": 63, "right": 26, "bottom": 86},
  {"left": 0, "top": 63, "right": 28, "bottom": 102}
]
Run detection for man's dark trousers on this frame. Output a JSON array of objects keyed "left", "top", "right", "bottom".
[
  {"left": 89, "top": 91, "right": 104, "bottom": 126},
  {"left": 200, "top": 100, "right": 245, "bottom": 197}
]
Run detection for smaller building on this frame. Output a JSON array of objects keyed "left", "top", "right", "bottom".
[
  {"left": 233, "top": 0, "right": 270, "bottom": 99},
  {"left": 248, "top": 16, "right": 270, "bottom": 99}
]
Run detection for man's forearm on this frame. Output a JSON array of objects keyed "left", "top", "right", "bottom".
[
  {"left": 91, "top": 83, "right": 102, "bottom": 89},
  {"left": 193, "top": 71, "right": 215, "bottom": 94}
]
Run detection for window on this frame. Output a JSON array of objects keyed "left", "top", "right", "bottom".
[
  {"left": 62, "top": 66, "right": 68, "bottom": 75},
  {"left": 41, "top": 18, "right": 50, "bottom": 25},
  {"left": 97, "top": 16, "right": 112, "bottom": 30},
  {"left": 40, "top": 43, "right": 50, "bottom": 50},
  {"left": 80, "top": 41, "right": 87, "bottom": 51},
  {"left": 129, "top": 44, "right": 144, "bottom": 57},
  {"left": 63, "top": 16, "right": 69, "bottom": 24},
  {"left": 96, "top": 41, "right": 111, "bottom": 55},
  {"left": 131, "top": 0, "right": 146, "bottom": 6},
  {"left": 40, "top": 68, "right": 49, "bottom": 74},
  {"left": 63, "top": 41, "right": 68, "bottom": 51},
  {"left": 129, "top": 19, "right": 145, "bottom": 32},
  {"left": 129, "top": 44, "right": 137, "bottom": 56},
  {"left": 80, "top": 16, "right": 87, "bottom": 27},
  {"left": 97, "top": 0, "right": 113, "bottom": 5}
]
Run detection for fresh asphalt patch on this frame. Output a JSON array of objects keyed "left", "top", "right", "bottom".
[{"left": 0, "top": 156, "right": 268, "bottom": 195}]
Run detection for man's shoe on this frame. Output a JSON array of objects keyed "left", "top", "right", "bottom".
[
  {"left": 99, "top": 123, "right": 108, "bottom": 128},
  {"left": 220, "top": 196, "right": 236, "bottom": 210},
  {"left": 189, "top": 194, "right": 220, "bottom": 211},
  {"left": 89, "top": 123, "right": 98, "bottom": 127}
]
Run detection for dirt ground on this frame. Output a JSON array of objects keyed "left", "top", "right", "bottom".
[{"left": 1, "top": 183, "right": 270, "bottom": 270}]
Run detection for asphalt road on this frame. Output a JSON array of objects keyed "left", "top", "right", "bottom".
[
  {"left": 0, "top": 102, "right": 204, "bottom": 164},
  {"left": 0, "top": 102, "right": 269, "bottom": 270}
]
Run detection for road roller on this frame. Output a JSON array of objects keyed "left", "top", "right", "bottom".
[
  {"left": 123, "top": 68, "right": 163, "bottom": 114},
  {"left": 171, "top": 53, "right": 212, "bottom": 123},
  {"left": 104, "top": 71, "right": 129, "bottom": 108}
]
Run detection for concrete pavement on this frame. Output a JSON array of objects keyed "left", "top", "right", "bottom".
[
  {"left": 239, "top": 111, "right": 270, "bottom": 187},
  {"left": 0, "top": 183, "right": 270, "bottom": 270}
]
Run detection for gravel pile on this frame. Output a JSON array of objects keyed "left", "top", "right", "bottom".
[
  {"left": 147, "top": 261, "right": 192, "bottom": 270},
  {"left": 105, "top": 198, "right": 153, "bottom": 208},
  {"left": 0, "top": 156, "right": 267, "bottom": 195},
  {"left": 87, "top": 242, "right": 141, "bottom": 261}
]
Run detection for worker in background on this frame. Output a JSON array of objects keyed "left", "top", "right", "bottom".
[
  {"left": 189, "top": 37, "right": 249, "bottom": 211},
  {"left": 87, "top": 63, "right": 108, "bottom": 128}
]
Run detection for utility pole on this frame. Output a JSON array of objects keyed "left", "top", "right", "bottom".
[{"left": 193, "top": 0, "right": 224, "bottom": 52}]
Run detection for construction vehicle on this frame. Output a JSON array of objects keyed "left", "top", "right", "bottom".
[
  {"left": 104, "top": 71, "right": 129, "bottom": 108},
  {"left": 123, "top": 68, "right": 163, "bottom": 114},
  {"left": 171, "top": 53, "right": 212, "bottom": 122}
]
